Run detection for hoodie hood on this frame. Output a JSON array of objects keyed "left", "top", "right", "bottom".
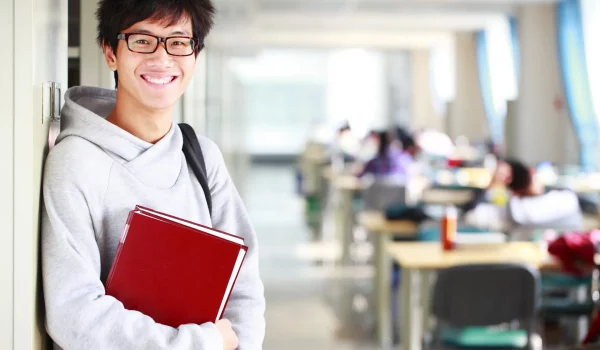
[{"left": 57, "top": 86, "right": 184, "bottom": 189}]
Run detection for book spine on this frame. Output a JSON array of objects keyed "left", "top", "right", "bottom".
[
  {"left": 217, "top": 246, "right": 249, "bottom": 321},
  {"left": 105, "top": 211, "right": 135, "bottom": 292}
]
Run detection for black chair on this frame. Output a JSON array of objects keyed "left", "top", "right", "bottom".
[{"left": 426, "top": 264, "right": 541, "bottom": 349}]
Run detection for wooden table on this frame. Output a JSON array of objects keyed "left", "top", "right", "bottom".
[
  {"left": 358, "top": 211, "right": 419, "bottom": 236},
  {"left": 322, "top": 168, "right": 366, "bottom": 191},
  {"left": 323, "top": 170, "right": 366, "bottom": 264},
  {"left": 584, "top": 214, "right": 600, "bottom": 231},
  {"left": 420, "top": 187, "right": 475, "bottom": 206},
  {"left": 386, "top": 241, "right": 557, "bottom": 350},
  {"left": 358, "top": 211, "right": 419, "bottom": 347}
]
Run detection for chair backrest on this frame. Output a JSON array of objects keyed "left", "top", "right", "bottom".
[
  {"left": 361, "top": 180, "right": 407, "bottom": 211},
  {"left": 432, "top": 264, "right": 540, "bottom": 327}
]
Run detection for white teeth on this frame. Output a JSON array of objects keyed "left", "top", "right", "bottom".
[{"left": 143, "top": 76, "right": 174, "bottom": 85}]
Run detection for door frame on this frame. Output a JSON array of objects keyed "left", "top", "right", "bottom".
[
  {"left": 13, "top": 0, "right": 37, "bottom": 346},
  {"left": 12, "top": 0, "right": 68, "bottom": 348}
]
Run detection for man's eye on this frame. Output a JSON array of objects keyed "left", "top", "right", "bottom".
[
  {"left": 172, "top": 41, "right": 186, "bottom": 46},
  {"left": 135, "top": 40, "right": 150, "bottom": 45}
]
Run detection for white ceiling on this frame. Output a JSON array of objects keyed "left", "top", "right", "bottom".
[{"left": 207, "top": 0, "right": 558, "bottom": 49}]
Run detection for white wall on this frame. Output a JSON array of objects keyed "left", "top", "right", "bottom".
[
  {"left": 510, "top": 3, "right": 579, "bottom": 165},
  {"left": 80, "top": 0, "right": 114, "bottom": 88},
  {"left": 447, "top": 32, "right": 489, "bottom": 142},
  {"left": 410, "top": 49, "right": 443, "bottom": 131},
  {"left": 0, "top": 0, "right": 15, "bottom": 346},
  {"left": 2, "top": 0, "right": 68, "bottom": 348}
]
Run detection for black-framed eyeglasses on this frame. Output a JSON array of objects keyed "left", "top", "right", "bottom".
[{"left": 117, "top": 33, "right": 203, "bottom": 56}]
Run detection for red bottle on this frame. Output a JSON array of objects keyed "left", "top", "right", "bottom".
[{"left": 441, "top": 206, "right": 457, "bottom": 251}]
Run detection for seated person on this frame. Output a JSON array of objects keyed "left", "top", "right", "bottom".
[
  {"left": 357, "top": 130, "right": 414, "bottom": 179},
  {"left": 465, "top": 159, "right": 583, "bottom": 236},
  {"left": 396, "top": 127, "right": 420, "bottom": 158}
]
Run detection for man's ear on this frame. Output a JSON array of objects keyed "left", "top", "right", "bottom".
[{"left": 103, "top": 43, "right": 118, "bottom": 71}]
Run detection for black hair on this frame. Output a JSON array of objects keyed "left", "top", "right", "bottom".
[
  {"left": 395, "top": 126, "right": 409, "bottom": 141},
  {"left": 505, "top": 159, "right": 532, "bottom": 192},
  {"left": 395, "top": 126, "right": 415, "bottom": 150},
  {"left": 96, "top": 0, "right": 215, "bottom": 87},
  {"left": 338, "top": 122, "right": 351, "bottom": 134},
  {"left": 401, "top": 135, "right": 416, "bottom": 150},
  {"left": 376, "top": 131, "right": 391, "bottom": 158}
]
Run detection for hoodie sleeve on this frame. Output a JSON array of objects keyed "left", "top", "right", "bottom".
[
  {"left": 41, "top": 141, "right": 223, "bottom": 350},
  {"left": 199, "top": 136, "right": 267, "bottom": 350}
]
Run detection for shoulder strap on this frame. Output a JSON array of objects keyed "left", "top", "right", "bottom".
[{"left": 179, "top": 123, "right": 212, "bottom": 217}]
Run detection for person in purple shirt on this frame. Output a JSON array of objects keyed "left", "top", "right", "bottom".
[{"left": 358, "top": 130, "right": 417, "bottom": 178}]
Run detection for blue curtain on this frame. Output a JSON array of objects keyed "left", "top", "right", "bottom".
[
  {"left": 557, "top": 0, "right": 599, "bottom": 169},
  {"left": 509, "top": 17, "right": 520, "bottom": 83},
  {"left": 475, "top": 31, "right": 503, "bottom": 144}
]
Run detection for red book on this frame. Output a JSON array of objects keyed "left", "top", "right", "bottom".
[{"left": 105, "top": 205, "right": 248, "bottom": 328}]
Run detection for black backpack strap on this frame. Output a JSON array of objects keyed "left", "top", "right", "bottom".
[{"left": 179, "top": 123, "right": 212, "bottom": 217}]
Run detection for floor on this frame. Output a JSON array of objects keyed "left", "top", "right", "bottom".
[{"left": 244, "top": 163, "right": 382, "bottom": 350}]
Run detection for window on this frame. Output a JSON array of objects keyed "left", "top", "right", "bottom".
[{"left": 581, "top": 0, "right": 600, "bottom": 123}]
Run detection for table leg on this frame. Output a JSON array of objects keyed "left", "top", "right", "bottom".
[
  {"left": 575, "top": 284, "right": 590, "bottom": 342},
  {"left": 420, "top": 271, "right": 434, "bottom": 343},
  {"left": 401, "top": 269, "right": 423, "bottom": 350},
  {"left": 375, "top": 233, "right": 392, "bottom": 348},
  {"left": 335, "top": 188, "right": 353, "bottom": 265}
]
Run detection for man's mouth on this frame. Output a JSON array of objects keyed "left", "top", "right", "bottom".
[{"left": 141, "top": 75, "right": 178, "bottom": 85}]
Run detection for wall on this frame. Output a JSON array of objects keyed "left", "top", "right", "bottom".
[
  {"left": 1, "top": 0, "right": 68, "bottom": 348},
  {"left": 0, "top": 0, "right": 15, "bottom": 346},
  {"left": 80, "top": 0, "right": 114, "bottom": 88},
  {"left": 447, "top": 32, "right": 489, "bottom": 142},
  {"left": 511, "top": 3, "right": 579, "bottom": 165},
  {"left": 410, "top": 49, "right": 443, "bottom": 131}
]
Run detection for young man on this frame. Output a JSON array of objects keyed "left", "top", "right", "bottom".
[{"left": 41, "top": 0, "right": 265, "bottom": 349}]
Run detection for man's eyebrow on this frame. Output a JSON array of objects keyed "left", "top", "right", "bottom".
[
  {"left": 170, "top": 30, "right": 191, "bottom": 36},
  {"left": 127, "top": 29, "right": 154, "bottom": 34},
  {"left": 125, "top": 29, "right": 191, "bottom": 36}
]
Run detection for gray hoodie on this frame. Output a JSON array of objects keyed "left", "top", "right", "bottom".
[{"left": 42, "top": 86, "right": 265, "bottom": 350}]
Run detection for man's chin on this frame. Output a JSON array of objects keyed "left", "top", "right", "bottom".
[{"left": 142, "top": 98, "right": 178, "bottom": 112}]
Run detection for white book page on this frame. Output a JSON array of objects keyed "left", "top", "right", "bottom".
[
  {"left": 216, "top": 249, "right": 247, "bottom": 321},
  {"left": 136, "top": 207, "right": 244, "bottom": 245}
]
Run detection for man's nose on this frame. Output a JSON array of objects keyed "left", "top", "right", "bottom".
[{"left": 146, "top": 42, "right": 173, "bottom": 66}]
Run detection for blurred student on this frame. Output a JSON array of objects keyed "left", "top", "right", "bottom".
[
  {"left": 465, "top": 159, "right": 583, "bottom": 236},
  {"left": 398, "top": 132, "right": 420, "bottom": 161},
  {"left": 330, "top": 122, "right": 360, "bottom": 172},
  {"left": 505, "top": 159, "right": 582, "bottom": 230},
  {"left": 358, "top": 130, "right": 414, "bottom": 179}
]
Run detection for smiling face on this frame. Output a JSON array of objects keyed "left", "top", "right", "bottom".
[{"left": 104, "top": 16, "right": 197, "bottom": 112}]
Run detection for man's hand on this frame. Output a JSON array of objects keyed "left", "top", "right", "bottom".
[{"left": 216, "top": 319, "right": 239, "bottom": 350}]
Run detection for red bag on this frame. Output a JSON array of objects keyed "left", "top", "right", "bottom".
[
  {"left": 548, "top": 230, "right": 600, "bottom": 276},
  {"left": 547, "top": 230, "right": 600, "bottom": 344}
]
